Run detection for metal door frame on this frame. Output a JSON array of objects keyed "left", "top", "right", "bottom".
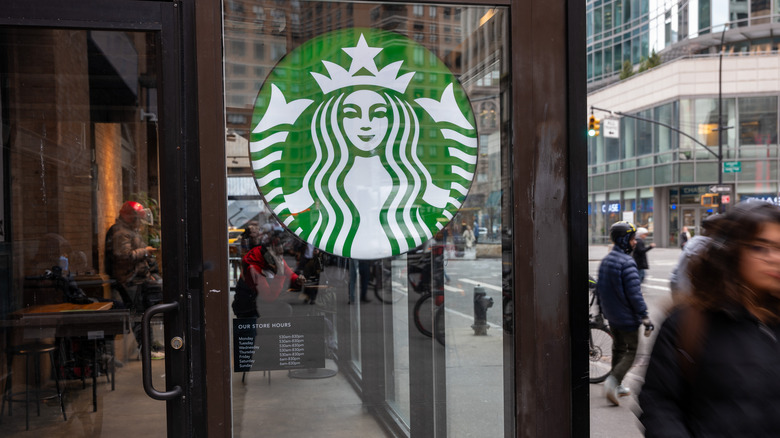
[{"left": 0, "top": 2, "right": 202, "bottom": 436}]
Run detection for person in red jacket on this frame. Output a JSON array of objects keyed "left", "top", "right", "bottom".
[{"left": 232, "top": 232, "right": 305, "bottom": 318}]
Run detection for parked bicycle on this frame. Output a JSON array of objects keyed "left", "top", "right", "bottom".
[{"left": 588, "top": 275, "right": 613, "bottom": 383}]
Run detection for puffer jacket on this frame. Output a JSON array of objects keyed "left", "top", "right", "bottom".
[
  {"left": 640, "top": 307, "right": 780, "bottom": 437},
  {"left": 596, "top": 247, "right": 647, "bottom": 330}
]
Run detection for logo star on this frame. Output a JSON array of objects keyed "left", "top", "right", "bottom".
[{"left": 342, "top": 34, "right": 382, "bottom": 76}]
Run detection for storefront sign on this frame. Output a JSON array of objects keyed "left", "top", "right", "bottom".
[
  {"left": 739, "top": 195, "right": 780, "bottom": 205},
  {"left": 601, "top": 202, "right": 620, "bottom": 213},
  {"left": 233, "top": 316, "right": 325, "bottom": 372},
  {"left": 249, "top": 28, "right": 478, "bottom": 259}
]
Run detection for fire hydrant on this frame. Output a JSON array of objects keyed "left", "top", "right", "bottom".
[{"left": 472, "top": 285, "right": 494, "bottom": 335}]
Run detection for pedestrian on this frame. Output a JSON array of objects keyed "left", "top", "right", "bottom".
[
  {"left": 232, "top": 231, "right": 305, "bottom": 318},
  {"left": 640, "top": 201, "right": 780, "bottom": 436},
  {"left": 632, "top": 227, "right": 655, "bottom": 284},
  {"left": 596, "top": 221, "right": 654, "bottom": 406},
  {"left": 105, "top": 200, "right": 164, "bottom": 358},
  {"left": 462, "top": 225, "right": 475, "bottom": 250},
  {"left": 669, "top": 214, "right": 723, "bottom": 298},
  {"left": 679, "top": 226, "right": 691, "bottom": 248}
]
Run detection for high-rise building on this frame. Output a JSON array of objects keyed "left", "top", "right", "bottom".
[{"left": 587, "top": 0, "right": 780, "bottom": 246}]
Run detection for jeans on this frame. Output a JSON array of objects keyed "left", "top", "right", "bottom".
[{"left": 610, "top": 326, "right": 639, "bottom": 383}]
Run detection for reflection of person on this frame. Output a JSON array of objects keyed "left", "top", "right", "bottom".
[
  {"left": 640, "top": 202, "right": 780, "bottom": 436},
  {"left": 105, "top": 200, "right": 162, "bottom": 357},
  {"left": 596, "top": 221, "right": 653, "bottom": 406},
  {"left": 348, "top": 259, "right": 371, "bottom": 304},
  {"left": 232, "top": 233, "right": 305, "bottom": 318},
  {"left": 631, "top": 227, "right": 654, "bottom": 284},
  {"left": 679, "top": 226, "right": 691, "bottom": 248},
  {"left": 669, "top": 215, "right": 723, "bottom": 297},
  {"left": 462, "top": 225, "right": 475, "bottom": 250}
]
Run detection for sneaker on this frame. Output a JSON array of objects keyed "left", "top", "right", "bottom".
[
  {"left": 604, "top": 376, "right": 620, "bottom": 406},
  {"left": 617, "top": 385, "right": 631, "bottom": 397},
  {"left": 151, "top": 350, "right": 165, "bottom": 360}
]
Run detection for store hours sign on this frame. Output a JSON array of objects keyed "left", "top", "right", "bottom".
[
  {"left": 250, "top": 28, "right": 478, "bottom": 259},
  {"left": 233, "top": 316, "right": 325, "bottom": 372}
]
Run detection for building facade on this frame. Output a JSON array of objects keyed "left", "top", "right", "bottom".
[
  {"left": 0, "top": 1, "right": 587, "bottom": 437},
  {"left": 587, "top": 0, "right": 780, "bottom": 246}
]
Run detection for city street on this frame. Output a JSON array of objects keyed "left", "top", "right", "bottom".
[{"left": 589, "top": 244, "right": 682, "bottom": 437}]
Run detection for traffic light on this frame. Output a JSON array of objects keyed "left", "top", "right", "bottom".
[
  {"left": 588, "top": 115, "right": 600, "bottom": 137},
  {"left": 701, "top": 193, "right": 720, "bottom": 207}
]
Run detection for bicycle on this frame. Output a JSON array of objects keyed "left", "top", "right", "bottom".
[
  {"left": 412, "top": 291, "right": 445, "bottom": 346},
  {"left": 408, "top": 249, "right": 446, "bottom": 346},
  {"left": 588, "top": 275, "right": 613, "bottom": 383}
]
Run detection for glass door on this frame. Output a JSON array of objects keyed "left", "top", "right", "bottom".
[
  {"left": 0, "top": 2, "right": 191, "bottom": 436},
  {"left": 223, "top": 2, "right": 514, "bottom": 437}
]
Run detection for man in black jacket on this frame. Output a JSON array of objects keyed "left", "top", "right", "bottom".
[
  {"left": 632, "top": 227, "right": 655, "bottom": 283},
  {"left": 597, "top": 221, "right": 653, "bottom": 406}
]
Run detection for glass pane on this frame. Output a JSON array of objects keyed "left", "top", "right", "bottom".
[
  {"left": 1, "top": 28, "right": 166, "bottom": 435},
  {"left": 224, "top": 2, "right": 513, "bottom": 437}
]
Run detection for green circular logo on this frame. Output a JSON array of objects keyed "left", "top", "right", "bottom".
[{"left": 251, "top": 28, "right": 478, "bottom": 259}]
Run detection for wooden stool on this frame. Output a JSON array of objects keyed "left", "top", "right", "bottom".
[{"left": 1, "top": 343, "right": 67, "bottom": 430}]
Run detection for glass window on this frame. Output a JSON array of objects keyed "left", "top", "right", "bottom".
[
  {"left": 621, "top": 170, "right": 636, "bottom": 188},
  {"left": 637, "top": 167, "right": 653, "bottom": 186},
  {"left": 699, "top": 0, "right": 711, "bottom": 31},
  {"left": 0, "top": 27, "right": 167, "bottom": 433},
  {"left": 750, "top": 0, "right": 771, "bottom": 24},
  {"left": 654, "top": 164, "right": 672, "bottom": 184},
  {"left": 738, "top": 96, "right": 778, "bottom": 147},
  {"left": 696, "top": 161, "right": 719, "bottom": 181},
  {"left": 223, "top": 3, "right": 513, "bottom": 437},
  {"left": 594, "top": 6, "right": 603, "bottom": 35},
  {"left": 622, "top": 117, "right": 635, "bottom": 159},
  {"left": 606, "top": 172, "right": 620, "bottom": 189},
  {"left": 654, "top": 102, "right": 676, "bottom": 153},
  {"left": 636, "top": 109, "right": 653, "bottom": 155}
]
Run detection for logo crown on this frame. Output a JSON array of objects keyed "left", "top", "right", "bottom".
[{"left": 311, "top": 34, "right": 416, "bottom": 94}]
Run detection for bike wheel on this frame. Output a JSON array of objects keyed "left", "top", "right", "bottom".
[
  {"left": 374, "top": 263, "right": 404, "bottom": 304},
  {"left": 589, "top": 324, "right": 613, "bottom": 383},
  {"left": 413, "top": 293, "right": 433, "bottom": 338}
]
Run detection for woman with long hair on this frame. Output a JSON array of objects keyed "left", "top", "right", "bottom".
[{"left": 639, "top": 201, "right": 780, "bottom": 436}]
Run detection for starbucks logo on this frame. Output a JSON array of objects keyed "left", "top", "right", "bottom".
[{"left": 250, "top": 28, "right": 477, "bottom": 259}]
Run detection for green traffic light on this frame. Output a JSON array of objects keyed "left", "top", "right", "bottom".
[{"left": 588, "top": 129, "right": 596, "bottom": 137}]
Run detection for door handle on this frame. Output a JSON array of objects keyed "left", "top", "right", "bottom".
[{"left": 141, "top": 301, "right": 183, "bottom": 400}]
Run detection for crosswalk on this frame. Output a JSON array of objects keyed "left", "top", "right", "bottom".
[{"left": 642, "top": 276, "right": 671, "bottom": 292}]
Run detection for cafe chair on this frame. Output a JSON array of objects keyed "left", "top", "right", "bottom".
[{"left": 1, "top": 342, "right": 67, "bottom": 430}]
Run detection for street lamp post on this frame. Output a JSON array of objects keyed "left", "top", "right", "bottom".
[{"left": 718, "top": 24, "right": 728, "bottom": 186}]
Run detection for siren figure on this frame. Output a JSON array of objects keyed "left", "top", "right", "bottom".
[{"left": 250, "top": 31, "right": 477, "bottom": 259}]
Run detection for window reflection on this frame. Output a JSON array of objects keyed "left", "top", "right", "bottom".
[{"left": 224, "top": 2, "right": 512, "bottom": 437}]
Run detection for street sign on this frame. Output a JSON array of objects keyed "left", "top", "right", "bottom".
[
  {"left": 709, "top": 184, "right": 731, "bottom": 193},
  {"left": 603, "top": 118, "right": 619, "bottom": 138},
  {"left": 723, "top": 161, "right": 741, "bottom": 173}
]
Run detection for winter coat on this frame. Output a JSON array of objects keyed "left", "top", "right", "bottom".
[
  {"left": 632, "top": 238, "right": 653, "bottom": 270},
  {"left": 596, "top": 247, "right": 647, "bottom": 330},
  {"left": 640, "top": 307, "right": 780, "bottom": 437},
  {"left": 105, "top": 219, "right": 153, "bottom": 285}
]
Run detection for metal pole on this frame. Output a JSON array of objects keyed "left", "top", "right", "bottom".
[{"left": 718, "top": 25, "right": 726, "bottom": 186}]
